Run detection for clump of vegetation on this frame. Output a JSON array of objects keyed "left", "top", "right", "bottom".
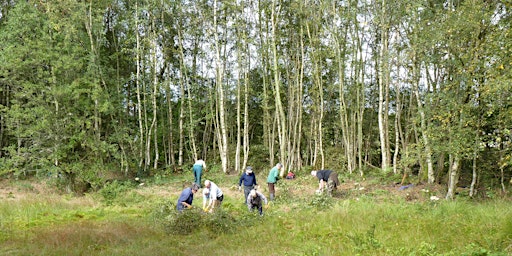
[
  {"left": 308, "top": 193, "right": 334, "bottom": 210},
  {"left": 152, "top": 196, "right": 249, "bottom": 237},
  {"left": 163, "top": 208, "right": 204, "bottom": 235},
  {"left": 346, "top": 224, "right": 382, "bottom": 253},
  {"left": 160, "top": 208, "right": 243, "bottom": 237},
  {"left": 98, "top": 180, "right": 136, "bottom": 206}
]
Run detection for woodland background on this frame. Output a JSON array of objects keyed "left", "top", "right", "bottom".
[{"left": 0, "top": 0, "right": 511, "bottom": 199}]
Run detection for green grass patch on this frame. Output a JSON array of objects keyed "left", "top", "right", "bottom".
[{"left": 1, "top": 175, "right": 512, "bottom": 256}]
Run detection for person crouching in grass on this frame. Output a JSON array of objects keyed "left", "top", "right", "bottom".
[
  {"left": 177, "top": 183, "right": 200, "bottom": 212},
  {"left": 247, "top": 189, "right": 268, "bottom": 216}
]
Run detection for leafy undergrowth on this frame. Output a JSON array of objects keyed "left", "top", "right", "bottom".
[{"left": 1, "top": 173, "right": 511, "bottom": 256}]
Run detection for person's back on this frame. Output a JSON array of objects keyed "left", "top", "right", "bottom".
[{"left": 193, "top": 159, "right": 206, "bottom": 187}]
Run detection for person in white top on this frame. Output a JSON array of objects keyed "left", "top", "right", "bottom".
[
  {"left": 193, "top": 159, "right": 206, "bottom": 187},
  {"left": 247, "top": 189, "right": 268, "bottom": 216},
  {"left": 202, "top": 180, "right": 223, "bottom": 212}
]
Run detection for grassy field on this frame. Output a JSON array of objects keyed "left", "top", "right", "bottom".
[{"left": 1, "top": 171, "right": 511, "bottom": 256}]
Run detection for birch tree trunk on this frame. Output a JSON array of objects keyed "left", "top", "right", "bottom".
[
  {"left": 214, "top": 0, "right": 228, "bottom": 173},
  {"left": 331, "top": 0, "right": 357, "bottom": 174},
  {"left": 135, "top": 0, "right": 145, "bottom": 172},
  {"left": 271, "top": 0, "right": 287, "bottom": 176},
  {"left": 165, "top": 81, "right": 175, "bottom": 168},
  {"left": 377, "top": 1, "right": 390, "bottom": 171},
  {"left": 178, "top": 63, "right": 185, "bottom": 166},
  {"left": 413, "top": 61, "right": 435, "bottom": 184},
  {"left": 177, "top": 29, "right": 198, "bottom": 161},
  {"left": 243, "top": 66, "right": 250, "bottom": 171},
  {"left": 446, "top": 155, "right": 459, "bottom": 200},
  {"left": 149, "top": 15, "right": 159, "bottom": 170},
  {"left": 469, "top": 147, "right": 478, "bottom": 197}
]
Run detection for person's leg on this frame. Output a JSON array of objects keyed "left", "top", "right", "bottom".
[
  {"left": 193, "top": 165, "right": 200, "bottom": 185},
  {"left": 258, "top": 205, "right": 263, "bottom": 216},
  {"left": 243, "top": 186, "right": 252, "bottom": 203},
  {"left": 197, "top": 168, "right": 202, "bottom": 187},
  {"left": 327, "top": 178, "right": 334, "bottom": 196},
  {"left": 268, "top": 183, "right": 275, "bottom": 201},
  {"left": 216, "top": 195, "right": 224, "bottom": 208},
  {"left": 330, "top": 172, "right": 340, "bottom": 188},
  {"left": 328, "top": 172, "right": 340, "bottom": 196}
]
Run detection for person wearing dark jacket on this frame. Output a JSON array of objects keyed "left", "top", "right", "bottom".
[
  {"left": 311, "top": 170, "right": 340, "bottom": 195},
  {"left": 239, "top": 166, "right": 257, "bottom": 203}
]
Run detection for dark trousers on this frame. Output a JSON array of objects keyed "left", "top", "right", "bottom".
[
  {"left": 243, "top": 185, "right": 254, "bottom": 203},
  {"left": 268, "top": 183, "right": 275, "bottom": 200},
  {"left": 250, "top": 203, "right": 263, "bottom": 215}
]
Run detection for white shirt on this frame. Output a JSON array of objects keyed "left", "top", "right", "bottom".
[
  {"left": 194, "top": 159, "right": 206, "bottom": 168},
  {"left": 203, "top": 182, "right": 222, "bottom": 200}
]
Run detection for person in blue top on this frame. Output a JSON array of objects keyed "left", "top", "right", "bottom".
[
  {"left": 239, "top": 166, "right": 257, "bottom": 203},
  {"left": 176, "top": 183, "right": 200, "bottom": 212},
  {"left": 266, "top": 163, "right": 283, "bottom": 201}
]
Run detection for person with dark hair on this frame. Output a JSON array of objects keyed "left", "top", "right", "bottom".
[
  {"left": 202, "top": 180, "right": 223, "bottom": 212},
  {"left": 311, "top": 170, "right": 340, "bottom": 196},
  {"left": 192, "top": 159, "right": 207, "bottom": 187},
  {"left": 247, "top": 189, "right": 268, "bottom": 216},
  {"left": 266, "top": 163, "right": 283, "bottom": 201},
  {"left": 239, "top": 166, "right": 257, "bottom": 203},
  {"left": 176, "top": 183, "right": 200, "bottom": 212}
]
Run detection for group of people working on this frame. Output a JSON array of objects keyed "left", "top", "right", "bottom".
[{"left": 177, "top": 159, "right": 340, "bottom": 216}]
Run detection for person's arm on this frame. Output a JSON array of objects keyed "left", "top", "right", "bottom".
[
  {"left": 203, "top": 195, "right": 208, "bottom": 210},
  {"left": 177, "top": 190, "right": 190, "bottom": 208},
  {"left": 260, "top": 192, "right": 268, "bottom": 205},
  {"left": 208, "top": 198, "right": 216, "bottom": 212},
  {"left": 207, "top": 186, "right": 217, "bottom": 211},
  {"left": 319, "top": 179, "right": 324, "bottom": 190},
  {"left": 239, "top": 174, "right": 244, "bottom": 187},
  {"left": 182, "top": 201, "right": 192, "bottom": 208}
]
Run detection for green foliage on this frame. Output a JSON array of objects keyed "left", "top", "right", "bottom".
[
  {"left": 346, "top": 224, "right": 382, "bottom": 253},
  {"left": 3, "top": 175, "right": 512, "bottom": 255},
  {"left": 308, "top": 193, "right": 333, "bottom": 210},
  {"left": 163, "top": 208, "right": 204, "bottom": 235},
  {"left": 158, "top": 207, "right": 244, "bottom": 237},
  {"left": 98, "top": 180, "right": 136, "bottom": 206}
]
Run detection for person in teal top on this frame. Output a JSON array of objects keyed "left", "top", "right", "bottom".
[
  {"left": 193, "top": 159, "right": 206, "bottom": 187},
  {"left": 266, "top": 163, "right": 283, "bottom": 201}
]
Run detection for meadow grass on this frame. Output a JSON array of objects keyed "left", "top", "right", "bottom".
[{"left": 1, "top": 173, "right": 511, "bottom": 256}]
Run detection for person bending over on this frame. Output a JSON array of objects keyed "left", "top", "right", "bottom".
[{"left": 247, "top": 189, "right": 268, "bottom": 216}]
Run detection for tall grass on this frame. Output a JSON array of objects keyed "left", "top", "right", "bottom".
[{"left": 1, "top": 175, "right": 511, "bottom": 256}]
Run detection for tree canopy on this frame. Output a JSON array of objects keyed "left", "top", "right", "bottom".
[{"left": 0, "top": 0, "right": 510, "bottom": 198}]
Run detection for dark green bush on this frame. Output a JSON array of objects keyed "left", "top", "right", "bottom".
[{"left": 98, "top": 180, "right": 134, "bottom": 205}]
